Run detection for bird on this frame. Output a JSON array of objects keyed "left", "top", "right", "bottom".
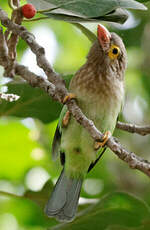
[{"left": 45, "top": 24, "right": 127, "bottom": 222}]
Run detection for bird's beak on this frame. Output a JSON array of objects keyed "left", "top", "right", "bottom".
[{"left": 97, "top": 24, "right": 111, "bottom": 51}]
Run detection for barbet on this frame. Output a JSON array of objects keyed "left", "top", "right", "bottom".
[{"left": 45, "top": 24, "right": 127, "bottom": 222}]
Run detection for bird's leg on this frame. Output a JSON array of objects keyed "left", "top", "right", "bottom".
[
  {"left": 63, "top": 93, "right": 76, "bottom": 104},
  {"left": 62, "top": 93, "right": 76, "bottom": 127},
  {"left": 62, "top": 111, "right": 70, "bottom": 127},
  {"left": 94, "top": 131, "right": 111, "bottom": 150}
]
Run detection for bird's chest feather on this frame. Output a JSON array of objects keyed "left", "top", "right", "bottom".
[{"left": 70, "top": 72, "right": 124, "bottom": 132}]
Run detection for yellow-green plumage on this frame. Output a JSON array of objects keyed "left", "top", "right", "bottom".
[{"left": 45, "top": 28, "right": 127, "bottom": 222}]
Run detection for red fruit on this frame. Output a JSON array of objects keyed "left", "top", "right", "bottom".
[{"left": 21, "top": 3, "right": 36, "bottom": 19}]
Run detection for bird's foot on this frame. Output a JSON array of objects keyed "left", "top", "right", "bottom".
[
  {"left": 94, "top": 131, "right": 111, "bottom": 150},
  {"left": 63, "top": 93, "right": 76, "bottom": 104},
  {"left": 62, "top": 111, "right": 70, "bottom": 127}
]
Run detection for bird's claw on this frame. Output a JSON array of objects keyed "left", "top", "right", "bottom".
[
  {"left": 63, "top": 93, "right": 76, "bottom": 104},
  {"left": 62, "top": 111, "right": 70, "bottom": 127},
  {"left": 94, "top": 131, "right": 111, "bottom": 150}
]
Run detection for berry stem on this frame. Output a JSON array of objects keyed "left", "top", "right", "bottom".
[
  {"left": 37, "top": 6, "right": 60, "bottom": 14},
  {"left": 23, "top": 16, "right": 49, "bottom": 22}
]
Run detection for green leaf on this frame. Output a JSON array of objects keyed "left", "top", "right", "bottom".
[
  {"left": 0, "top": 120, "right": 42, "bottom": 180},
  {"left": 24, "top": 180, "right": 53, "bottom": 209},
  {"left": 28, "top": 0, "right": 147, "bottom": 24},
  {"left": 29, "top": 0, "right": 147, "bottom": 16},
  {"left": 0, "top": 196, "right": 50, "bottom": 229},
  {"left": 3, "top": 82, "right": 61, "bottom": 123},
  {"left": 47, "top": 0, "right": 147, "bottom": 14},
  {"left": 106, "top": 224, "right": 150, "bottom": 230},
  {"left": 137, "top": 0, "right": 150, "bottom": 2},
  {"left": 43, "top": 8, "right": 128, "bottom": 24},
  {"left": 0, "top": 80, "right": 69, "bottom": 123},
  {"left": 52, "top": 192, "right": 150, "bottom": 230}
]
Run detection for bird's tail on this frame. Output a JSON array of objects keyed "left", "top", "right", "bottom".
[{"left": 45, "top": 169, "right": 83, "bottom": 222}]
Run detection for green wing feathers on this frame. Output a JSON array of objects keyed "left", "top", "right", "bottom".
[{"left": 52, "top": 105, "right": 68, "bottom": 161}]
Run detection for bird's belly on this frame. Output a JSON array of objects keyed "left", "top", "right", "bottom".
[{"left": 61, "top": 118, "right": 97, "bottom": 178}]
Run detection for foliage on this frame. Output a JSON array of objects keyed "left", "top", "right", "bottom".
[
  {"left": 0, "top": 0, "right": 150, "bottom": 230},
  {"left": 52, "top": 192, "right": 150, "bottom": 230},
  {"left": 28, "top": 0, "right": 147, "bottom": 23}
]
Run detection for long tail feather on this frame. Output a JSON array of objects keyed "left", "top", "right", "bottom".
[{"left": 45, "top": 169, "right": 83, "bottom": 222}]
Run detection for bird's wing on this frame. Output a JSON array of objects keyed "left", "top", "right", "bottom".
[
  {"left": 88, "top": 147, "right": 106, "bottom": 172},
  {"left": 52, "top": 125, "right": 61, "bottom": 161},
  {"left": 117, "top": 96, "right": 124, "bottom": 122},
  {"left": 52, "top": 105, "right": 68, "bottom": 161}
]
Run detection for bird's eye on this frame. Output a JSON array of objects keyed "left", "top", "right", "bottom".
[{"left": 108, "top": 45, "right": 120, "bottom": 60}]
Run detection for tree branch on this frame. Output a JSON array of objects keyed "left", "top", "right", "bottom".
[
  {"left": 0, "top": 7, "right": 150, "bottom": 178},
  {"left": 116, "top": 121, "right": 150, "bottom": 136}
]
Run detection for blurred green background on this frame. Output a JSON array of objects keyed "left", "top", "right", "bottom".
[{"left": 1, "top": 0, "right": 150, "bottom": 229}]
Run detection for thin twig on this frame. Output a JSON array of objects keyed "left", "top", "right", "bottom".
[
  {"left": 7, "top": 1, "right": 23, "bottom": 75},
  {"left": 0, "top": 7, "right": 150, "bottom": 178},
  {"left": 0, "top": 27, "right": 15, "bottom": 78},
  {"left": 0, "top": 190, "right": 36, "bottom": 203},
  {"left": 117, "top": 121, "right": 150, "bottom": 136},
  {"left": 0, "top": 191, "right": 22, "bottom": 199}
]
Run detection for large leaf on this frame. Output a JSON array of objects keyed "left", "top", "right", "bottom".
[
  {"left": 51, "top": 192, "right": 150, "bottom": 230},
  {"left": 41, "top": 0, "right": 147, "bottom": 16},
  {"left": 43, "top": 9, "right": 128, "bottom": 24},
  {"left": 0, "top": 120, "right": 42, "bottom": 180},
  {"left": 137, "top": 0, "right": 150, "bottom": 2},
  {"left": 28, "top": 0, "right": 147, "bottom": 24},
  {"left": 0, "top": 78, "right": 71, "bottom": 123},
  {"left": 24, "top": 179, "right": 54, "bottom": 209},
  {"left": 0, "top": 82, "right": 62, "bottom": 123},
  {"left": 106, "top": 225, "right": 149, "bottom": 230}
]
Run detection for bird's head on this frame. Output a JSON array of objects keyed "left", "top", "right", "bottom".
[{"left": 87, "top": 24, "right": 127, "bottom": 80}]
